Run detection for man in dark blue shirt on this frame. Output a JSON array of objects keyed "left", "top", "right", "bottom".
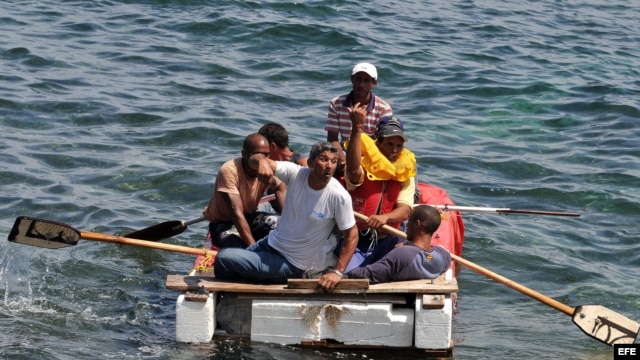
[{"left": 347, "top": 205, "right": 451, "bottom": 284}]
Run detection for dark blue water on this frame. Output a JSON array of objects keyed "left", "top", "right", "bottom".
[{"left": 1, "top": 1, "right": 638, "bottom": 359}]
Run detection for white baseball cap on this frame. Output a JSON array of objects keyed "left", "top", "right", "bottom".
[{"left": 351, "top": 62, "right": 378, "bottom": 80}]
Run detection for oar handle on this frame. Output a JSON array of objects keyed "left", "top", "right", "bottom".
[
  {"left": 426, "top": 204, "right": 581, "bottom": 217},
  {"left": 353, "top": 211, "right": 576, "bottom": 316},
  {"left": 183, "top": 216, "right": 206, "bottom": 227},
  {"left": 80, "top": 230, "right": 217, "bottom": 257},
  {"left": 496, "top": 209, "right": 581, "bottom": 217},
  {"left": 447, "top": 253, "right": 574, "bottom": 316}
]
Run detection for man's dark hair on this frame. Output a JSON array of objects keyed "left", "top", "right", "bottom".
[
  {"left": 258, "top": 122, "right": 289, "bottom": 149},
  {"left": 309, "top": 141, "right": 337, "bottom": 161},
  {"left": 411, "top": 205, "right": 441, "bottom": 235}
]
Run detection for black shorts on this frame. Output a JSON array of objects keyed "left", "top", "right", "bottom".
[{"left": 209, "top": 212, "right": 280, "bottom": 248}]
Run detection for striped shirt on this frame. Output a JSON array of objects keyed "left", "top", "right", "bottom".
[{"left": 324, "top": 91, "right": 393, "bottom": 142}]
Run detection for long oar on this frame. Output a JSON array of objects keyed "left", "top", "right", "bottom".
[
  {"left": 126, "top": 216, "right": 206, "bottom": 241},
  {"left": 423, "top": 204, "right": 580, "bottom": 217},
  {"left": 8, "top": 216, "right": 217, "bottom": 257},
  {"left": 354, "top": 211, "right": 638, "bottom": 346},
  {"left": 126, "top": 194, "right": 278, "bottom": 241}
]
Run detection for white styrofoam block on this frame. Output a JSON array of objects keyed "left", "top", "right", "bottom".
[
  {"left": 175, "top": 293, "right": 216, "bottom": 343},
  {"left": 445, "top": 268, "right": 453, "bottom": 280},
  {"left": 414, "top": 294, "right": 453, "bottom": 349},
  {"left": 251, "top": 300, "right": 414, "bottom": 347}
]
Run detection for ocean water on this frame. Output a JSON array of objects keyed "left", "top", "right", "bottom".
[{"left": 1, "top": 0, "right": 638, "bottom": 359}]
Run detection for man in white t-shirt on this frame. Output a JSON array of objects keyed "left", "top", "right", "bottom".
[{"left": 214, "top": 141, "right": 359, "bottom": 290}]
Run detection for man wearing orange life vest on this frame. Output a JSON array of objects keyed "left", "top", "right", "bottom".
[{"left": 340, "top": 106, "right": 416, "bottom": 272}]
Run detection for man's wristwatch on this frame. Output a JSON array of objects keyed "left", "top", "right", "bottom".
[{"left": 324, "top": 267, "right": 344, "bottom": 278}]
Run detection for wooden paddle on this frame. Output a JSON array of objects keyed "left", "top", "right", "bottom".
[
  {"left": 423, "top": 205, "right": 580, "bottom": 217},
  {"left": 8, "top": 216, "right": 216, "bottom": 257},
  {"left": 354, "top": 211, "right": 639, "bottom": 346}
]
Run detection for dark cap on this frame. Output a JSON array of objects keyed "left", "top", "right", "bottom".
[{"left": 376, "top": 115, "right": 407, "bottom": 142}]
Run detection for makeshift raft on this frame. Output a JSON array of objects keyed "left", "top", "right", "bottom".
[{"left": 165, "top": 182, "right": 464, "bottom": 355}]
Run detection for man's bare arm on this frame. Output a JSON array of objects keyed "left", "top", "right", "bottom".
[
  {"left": 221, "top": 192, "right": 256, "bottom": 246},
  {"left": 345, "top": 102, "right": 367, "bottom": 184},
  {"left": 249, "top": 154, "right": 277, "bottom": 184},
  {"left": 317, "top": 225, "right": 358, "bottom": 290},
  {"left": 272, "top": 179, "right": 287, "bottom": 213}
]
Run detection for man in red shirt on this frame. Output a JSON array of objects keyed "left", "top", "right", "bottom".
[{"left": 340, "top": 108, "right": 416, "bottom": 272}]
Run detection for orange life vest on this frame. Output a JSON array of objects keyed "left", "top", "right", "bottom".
[{"left": 347, "top": 178, "right": 404, "bottom": 231}]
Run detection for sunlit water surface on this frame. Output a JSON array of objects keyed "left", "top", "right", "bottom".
[{"left": 1, "top": 1, "right": 638, "bottom": 359}]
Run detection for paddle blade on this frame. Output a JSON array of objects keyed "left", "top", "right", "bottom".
[
  {"left": 8, "top": 216, "right": 80, "bottom": 249},
  {"left": 126, "top": 221, "right": 186, "bottom": 241},
  {"left": 573, "top": 305, "right": 640, "bottom": 345}
]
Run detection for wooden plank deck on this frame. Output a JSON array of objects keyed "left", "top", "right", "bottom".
[{"left": 166, "top": 274, "right": 457, "bottom": 295}]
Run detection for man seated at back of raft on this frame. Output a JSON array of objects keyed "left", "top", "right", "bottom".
[
  {"left": 257, "top": 121, "right": 313, "bottom": 214},
  {"left": 346, "top": 205, "right": 451, "bottom": 283},
  {"left": 203, "top": 133, "right": 286, "bottom": 249},
  {"left": 338, "top": 108, "right": 417, "bottom": 272},
  {"left": 257, "top": 122, "right": 293, "bottom": 214},
  {"left": 259, "top": 122, "right": 308, "bottom": 167},
  {"left": 258, "top": 122, "right": 294, "bottom": 163},
  {"left": 214, "top": 141, "right": 359, "bottom": 290}
]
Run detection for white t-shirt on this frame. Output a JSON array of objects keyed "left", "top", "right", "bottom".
[{"left": 268, "top": 161, "right": 355, "bottom": 270}]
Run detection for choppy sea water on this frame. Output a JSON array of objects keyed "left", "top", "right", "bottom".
[{"left": 1, "top": 0, "right": 638, "bottom": 359}]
